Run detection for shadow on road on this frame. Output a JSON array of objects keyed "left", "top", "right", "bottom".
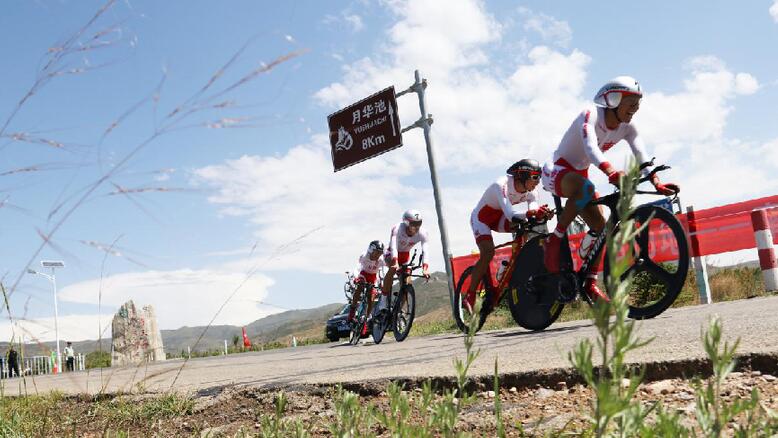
[{"left": 490, "top": 322, "right": 591, "bottom": 339}]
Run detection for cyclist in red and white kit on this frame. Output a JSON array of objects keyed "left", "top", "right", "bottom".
[
  {"left": 380, "top": 210, "right": 430, "bottom": 299},
  {"left": 348, "top": 240, "right": 386, "bottom": 323},
  {"left": 541, "top": 76, "right": 680, "bottom": 301},
  {"left": 465, "top": 159, "right": 554, "bottom": 310}
]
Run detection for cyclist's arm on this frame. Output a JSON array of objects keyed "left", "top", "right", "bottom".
[
  {"left": 526, "top": 190, "right": 539, "bottom": 211},
  {"left": 419, "top": 230, "right": 430, "bottom": 270},
  {"left": 495, "top": 181, "right": 519, "bottom": 220},
  {"left": 580, "top": 110, "right": 610, "bottom": 173},
  {"left": 354, "top": 255, "right": 365, "bottom": 278},
  {"left": 625, "top": 126, "right": 651, "bottom": 177},
  {"left": 388, "top": 225, "right": 399, "bottom": 260}
]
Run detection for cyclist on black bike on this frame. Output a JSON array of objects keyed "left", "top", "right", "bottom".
[
  {"left": 465, "top": 159, "right": 554, "bottom": 311},
  {"left": 381, "top": 210, "right": 430, "bottom": 298},
  {"left": 348, "top": 240, "right": 386, "bottom": 327},
  {"left": 540, "top": 76, "right": 680, "bottom": 301}
]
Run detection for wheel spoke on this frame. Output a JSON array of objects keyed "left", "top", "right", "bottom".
[
  {"left": 643, "top": 259, "right": 675, "bottom": 287},
  {"left": 636, "top": 224, "right": 650, "bottom": 258},
  {"left": 619, "top": 263, "right": 639, "bottom": 282}
]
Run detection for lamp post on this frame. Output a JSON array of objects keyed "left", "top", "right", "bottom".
[{"left": 27, "top": 260, "right": 65, "bottom": 374}]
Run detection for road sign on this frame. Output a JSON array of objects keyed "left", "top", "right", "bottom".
[{"left": 327, "top": 86, "right": 402, "bottom": 172}]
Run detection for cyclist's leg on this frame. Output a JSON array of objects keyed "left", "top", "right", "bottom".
[
  {"left": 468, "top": 238, "right": 494, "bottom": 295},
  {"left": 467, "top": 213, "right": 496, "bottom": 306},
  {"left": 544, "top": 171, "right": 594, "bottom": 272},
  {"left": 578, "top": 204, "right": 609, "bottom": 301},
  {"left": 557, "top": 172, "right": 595, "bottom": 230},
  {"left": 366, "top": 286, "right": 375, "bottom": 318},
  {"left": 381, "top": 264, "right": 397, "bottom": 297},
  {"left": 350, "top": 281, "right": 365, "bottom": 321}
]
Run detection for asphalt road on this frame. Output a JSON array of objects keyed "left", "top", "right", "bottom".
[{"left": 3, "top": 296, "right": 777, "bottom": 397}]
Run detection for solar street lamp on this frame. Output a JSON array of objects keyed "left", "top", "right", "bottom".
[{"left": 27, "top": 260, "right": 66, "bottom": 373}]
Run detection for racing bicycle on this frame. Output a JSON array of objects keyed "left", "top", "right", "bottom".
[
  {"left": 372, "top": 251, "right": 425, "bottom": 344},
  {"left": 348, "top": 280, "right": 380, "bottom": 346},
  {"left": 453, "top": 217, "right": 550, "bottom": 334},
  {"left": 508, "top": 162, "right": 689, "bottom": 331}
]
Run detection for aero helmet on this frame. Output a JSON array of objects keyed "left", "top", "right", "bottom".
[
  {"left": 506, "top": 159, "right": 541, "bottom": 182},
  {"left": 402, "top": 209, "right": 422, "bottom": 226},
  {"left": 368, "top": 240, "right": 384, "bottom": 253},
  {"left": 594, "top": 76, "right": 642, "bottom": 109}
]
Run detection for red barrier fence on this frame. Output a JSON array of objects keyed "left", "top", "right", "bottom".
[{"left": 450, "top": 195, "right": 778, "bottom": 287}]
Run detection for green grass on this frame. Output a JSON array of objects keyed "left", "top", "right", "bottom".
[{"left": 0, "top": 392, "right": 194, "bottom": 436}]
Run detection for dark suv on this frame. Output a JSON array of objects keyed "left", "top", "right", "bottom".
[{"left": 325, "top": 304, "right": 351, "bottom": 342}]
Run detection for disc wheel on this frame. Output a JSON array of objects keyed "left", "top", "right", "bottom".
[
  {"left": 372, "top": 305, "right": 388, "bottom": 344},
  {"left": 603, "top": 205, "right": 689, "bottom": 319},
  {"left": 508, "top": 236, "right": 565, "bottom": 331}
]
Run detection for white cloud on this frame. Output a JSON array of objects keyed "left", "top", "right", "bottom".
[
  {"left": 323, "top": 12, "right": 364, "bottom": 33},
  {"left": 771, "top": 0, "right": 778, "bottom": 22},
  {"left": 197, "top": 0, "right": 589, "bottom": 273},
  {"left": 197, "top": 0, "right": 769, "bottom": 281},
  {"left": 0, "top": 314, "right": 113, "bottom": 343},
  {"left": 344, "top": 14, "right": 364, "bottom": 32},
  {"left": 624, "top": 56, "right": 770, "bottom": 209},
  {"left": 519, "top": 8, "right": 572, "bottom": 48},
  {"left": 57, "top": 269, "right": 279, "bottom": 330}
]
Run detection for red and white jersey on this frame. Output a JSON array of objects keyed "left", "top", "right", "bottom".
[
  {"left": 550, "top": 105, "right": 648, "bottom": 173},
  {"left": 355, "top": 252, "right": 386, "bottom": 276},
  {"left": 471, "top": 175, "right": 539, "bottom": 228},
  {"left": 387, "top": 223, "right": 429, "bottom": 263}
]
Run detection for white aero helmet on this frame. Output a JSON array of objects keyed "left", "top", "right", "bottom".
[
  {"left": 594, "top": 76, "right": 642, "bottom": 108},
  {"left": 402, "top": 209, "right": 422, "bottom": 226}
]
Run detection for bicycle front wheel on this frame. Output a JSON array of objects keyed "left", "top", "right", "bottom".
[
  {"left": 349, "top": 295, "right": 367, "bottom": 345},
  {"left": 508, "top": 236, "right": 565, "bottom": 331},
  {"left": 453, "top": 266, "right": 489, "bottom": 334},
  {"left": 603, "top": 204, "right": 690, "bottom": 319},
  {"left": 392, "top": 285, "right": 415, "bottom": 342}
]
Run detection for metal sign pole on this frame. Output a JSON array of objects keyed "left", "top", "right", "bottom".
[{"left": 399, "top": 70, "right": 456, "bottom": 317}]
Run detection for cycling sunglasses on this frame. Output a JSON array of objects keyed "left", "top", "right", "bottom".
[{"left": 408, "top": 220, "right": 422, "bottom": 227}]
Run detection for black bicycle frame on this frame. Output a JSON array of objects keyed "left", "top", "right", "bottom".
[{"left": 552, "top": 162, "right": 670, "bottom": 283}]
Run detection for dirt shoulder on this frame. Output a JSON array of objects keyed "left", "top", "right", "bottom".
[{"left": 4, "top": 352, "right": 777, "bottom": 436}]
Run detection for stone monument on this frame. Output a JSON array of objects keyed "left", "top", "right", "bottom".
[{"left": 111, "top": 300, "right": 166, "bottom": 367}]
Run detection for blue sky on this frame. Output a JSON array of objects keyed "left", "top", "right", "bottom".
[{"left": 2, "top": 0, "right": 777, "bottom": 342}]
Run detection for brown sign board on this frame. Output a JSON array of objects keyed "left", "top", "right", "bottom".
[{"left": 327, "top": 86, "right": 403, "bottom": 172}]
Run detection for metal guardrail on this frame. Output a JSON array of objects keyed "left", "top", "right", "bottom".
[{"left": 0, "top": 353, "right": 85, "bottom": 378}]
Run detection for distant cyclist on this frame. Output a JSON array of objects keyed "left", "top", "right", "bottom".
[
  {"left": 348, "top": 240, "right": 386, "bottom": 325},
  {"left": 541, "top": 76, "right": 680, "bottom": 301},
  {"left": 381, "top": 210, "right": 430, "bottom": 300},
  {"left": 465, "top": 159, "right": 553, "bottom": 311}
]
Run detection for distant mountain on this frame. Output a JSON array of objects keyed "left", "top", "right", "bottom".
[{"left": 1, "top": 272, "right": 454, "bottom": 356}]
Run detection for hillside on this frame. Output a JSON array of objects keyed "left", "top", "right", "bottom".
[{"left": 1, "top": 272, "right": 454, "bottom": 357}]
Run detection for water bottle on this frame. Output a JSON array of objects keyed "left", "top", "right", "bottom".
[
  {"left": 495, "top": 260, "right": 509, "bottom": 282},
  {"left": 578, "top": 230, "right": 599, "bottom": 259}
]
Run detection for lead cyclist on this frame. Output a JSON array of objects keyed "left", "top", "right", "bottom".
[{"left": 540, "top": 76, "right": 680, "bottom": 301}]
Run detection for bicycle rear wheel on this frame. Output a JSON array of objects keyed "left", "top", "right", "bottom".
[
  {"left": 392, "top": 285, "right": 415, "bottom": 342},
  {"left": 508, "top": 235, "right": 565, "bottom": 331},
  {"left": 604, "top": 205, "right": 689, "bottom": 319},
  {"left": 372, "top": 300, "right": 388, "bottom": 344},
  {"left": 453, "top": 266, "right": 489, "bottom": 334}
]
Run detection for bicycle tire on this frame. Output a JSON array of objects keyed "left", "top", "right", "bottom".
[
  {"left": 349, "top": 293, "right": 368, "bottom": 345},
  {"left": 453, "top": 266, "right": 489, "bottom": 334},
  {"left": 392, "top": 285, "right": 415, "bottom": 342},
  {"left": 372, "top": 305, "right": 388, "bottom": 344},
  {"left": 603, "top": 205, "right": 689, "bottom": 319},
  {"left": 508, "top": 235, "right": 565, "bottom": 331}
]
